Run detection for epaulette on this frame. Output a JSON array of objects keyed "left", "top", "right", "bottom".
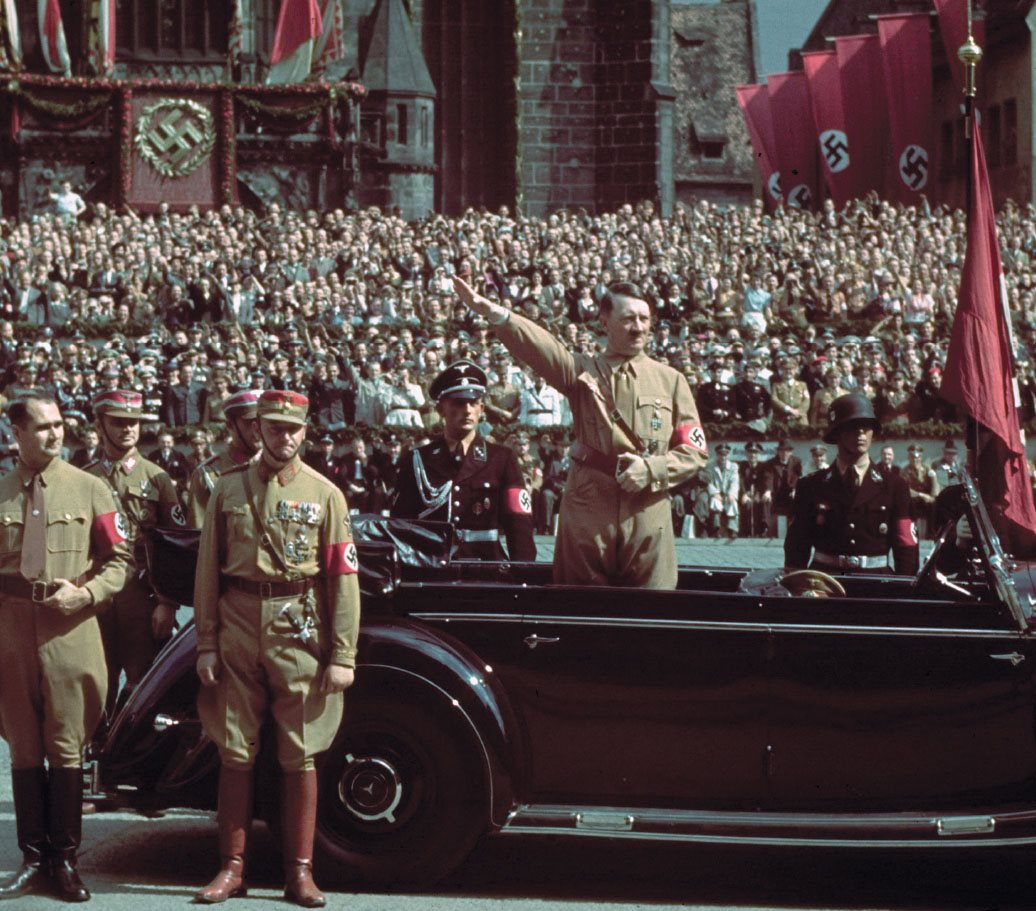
[
  {"left": 199, "top": 453, "right": 221, "bottom": 470},
  {"left": 220, "top": 461, "right": 251, "bottom": 475},
  {"left": 82, "top": 458, "right": 102, "bottom": 471}
]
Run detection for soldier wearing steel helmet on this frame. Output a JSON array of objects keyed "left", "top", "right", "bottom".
[
  {"left": 391, "top": 360, "right": 536, "bottom": 562},
  {"left": 185, "top": 389, "right": 262, "bottom": 528},
  {"left": 84, "top": 389, "right": 186, "bottom": 716},
  {"left": 194, "top": 390, "right": 360, "bottom": 907},
  {"left": 785, "top": 393, "right": 919, "bottom": 575}
]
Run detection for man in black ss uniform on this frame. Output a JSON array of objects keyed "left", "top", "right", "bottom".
[
  {"left": 785, "top": 393, "right": 919, "bottom": 575},
  {"left": 392, "top": 361, "right": 536, "bottom": 561}
]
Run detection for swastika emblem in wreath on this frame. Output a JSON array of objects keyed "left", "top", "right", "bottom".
[{"left": 134, "top": 99, "right": 216, "bottom": 179}]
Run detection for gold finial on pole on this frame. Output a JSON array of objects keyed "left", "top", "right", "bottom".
[{"left": 958, "top": 0, "right": 982, "bottom": 136}]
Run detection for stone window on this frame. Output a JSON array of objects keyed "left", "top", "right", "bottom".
[
  {"left": 688, "top": 122, "right": 726, "bottom": 160},
  {"left": 397, "top": 103, "right": 409, "bottom": 145},
  {"left": 116, "top": 0, "right": 230, "bottom": 60},
  {"left": 420, "top": 106, "right": 430, "bottom": 148}
]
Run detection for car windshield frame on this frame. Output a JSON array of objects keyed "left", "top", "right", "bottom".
[{"left": 959, "top": 468, "right": 1030, "bottom": 632}]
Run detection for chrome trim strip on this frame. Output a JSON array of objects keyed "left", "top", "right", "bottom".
[
  {"left": 408, "top": 613, "right": 525, "bottom": 624},
  {"left": 497, "top": 826, "right": 1036, "bottom": 849},
  {"left": 410, "top": 612, "right": 1022, "bottom": 640}
]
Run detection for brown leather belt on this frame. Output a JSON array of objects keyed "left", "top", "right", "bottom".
[
  {"left": 0, "top": 574, "right": 88, "bottom": 603},
  {"left": 569, "top": 441, "right": 619, "bottom": 477},
  {"left": 221, "top": 575, "right": 318, "bottom": 598}
]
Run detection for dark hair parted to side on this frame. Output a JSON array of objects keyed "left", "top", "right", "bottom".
[
  {"left": 8, "top": 395, "right": 59, "bottom": 429},
  {"left": 600, "top": 281, "right": 646, "bottom": 318}
]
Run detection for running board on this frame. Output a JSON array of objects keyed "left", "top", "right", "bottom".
[{"left": 500, "top": 804, "right": 1036, "bottom": 848}]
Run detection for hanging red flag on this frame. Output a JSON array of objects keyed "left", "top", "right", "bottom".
[
  {"left": 767, "top": 71, "right": 819, "bottom": 210},
  {"left": 802, "top": 50, "right": 852, "bottom": 207},
  {"left": 940, "top": 126, "right": 1036, "bottom": 549},
  {"left": 735, "top": 84, "right": 782, "bottom": 211},
  {"left": 933, "top": 0, "right": 986, "bottom": 94},
  {"left": 835, "top": 34, "right": 888, "bottom": 201},
  {"left": 38, "top": 0, "right": 70, "bottom": 76},
  {"left": 877, "top": 13, "right": 933, "bottom": 206},
  {"left": 267, "top": 0, "right": 323, "bottom": 84}
]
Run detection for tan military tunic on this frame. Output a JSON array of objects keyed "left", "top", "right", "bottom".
[
  {"left": 494, "top": 311, "right": 707, "bottom": 588},
  {"left": 194, "top": 457, "right": 361, "bottom": 771},
  {"left": 87, "top": 448, "right": 186, "bottom": 694},
  {"left": 0, "top": 458, "right": 131, "bottom": 768},
  {"left": 770, "top": 379, "right": 811, "bottom": 424},
  {"left": 186, "top": 447, "right": 256, "bottom": 529}
]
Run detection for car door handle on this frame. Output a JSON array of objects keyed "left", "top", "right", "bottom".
[
  {"left": 990, "top": 652, "right": 1026, "bottom": 666},
  {"left": 524, "top": 634, "right": 560, "bottom": 649}
]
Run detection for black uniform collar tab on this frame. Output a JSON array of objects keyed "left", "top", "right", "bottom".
[{"left": 471, "top": 438, "right": 487, "bottom": 463}]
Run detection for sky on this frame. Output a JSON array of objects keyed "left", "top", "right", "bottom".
[{"left": 755, "top": 0, "right": 831, "bottom": 75}]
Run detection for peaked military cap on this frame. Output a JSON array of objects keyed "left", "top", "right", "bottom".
[
  {"left": 93, "top": 389, "right": 159, "bottom": 421},
  {"left": 429, "top": 360, "right": 487, "bottom": 402},
  {"left": 257, "top": 390, "right": 309, "bottom": 425},
  {"left": 223, "top": 389, "right": 262, "bottom": 419}
]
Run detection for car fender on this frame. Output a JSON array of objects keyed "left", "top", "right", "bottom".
[{"left": 357, "top": 617, "right": 522, "bottom": 826}]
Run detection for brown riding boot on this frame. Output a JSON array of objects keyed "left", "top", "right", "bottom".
[
  {"left": 194, "top": 768, "right": 252, "bottom": 904},
  {"left": 281, "top": 770, "right": 325, "bottom": 908},
  {"left": 0, "top": 767, "right": 49, "bottom": 901}
]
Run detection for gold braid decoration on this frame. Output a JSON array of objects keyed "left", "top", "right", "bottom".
[
  {"left": 236, "top": 93, "right": 327, "bottom": 121},
  {"left": 18, "top": 88, "right": 113, "bottom": 119}
]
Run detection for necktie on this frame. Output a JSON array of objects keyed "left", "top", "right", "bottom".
[
  {"left": 20, "top": 474, "right": 46, "bottom": 581},
  {"left": 614, "top": 363, "right": 634, "bottom": 424},
  {"left": 845, "top": 467, "right": 859, "bottom": 493}
]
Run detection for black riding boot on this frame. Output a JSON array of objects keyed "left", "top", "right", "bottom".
[
  {"left": 48, "top": 767, "right": 90, "bottom": 902},
  {"left": 0, "top": 767, "right": 49, "bottom": 900}
]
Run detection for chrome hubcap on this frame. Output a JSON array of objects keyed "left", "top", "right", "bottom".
[{"left": 338, "top": 753, "right": 403, "bottom": 823}]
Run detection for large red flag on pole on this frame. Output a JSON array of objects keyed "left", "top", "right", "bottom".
[
  {"left": 802, "top": 50, "right": 852, "bottom": 208},
  {"left": 877, "top": 14, "right": 933, "bottom": 206},
  {"left": 735, "top": 84, "right": 782, "bottom": 211},
  {"left": 940, "top": 126, "right": 1036, "bottom": 548}
]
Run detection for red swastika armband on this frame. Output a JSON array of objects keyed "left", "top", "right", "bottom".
[
  {"left": 506, "top": 487, "right": 533, "bottom": 515},
  {"left": 93, "top": 511, "right": 128, "bottom": 552},
  {"left": 324, "top": 541, "right": 359, "bottom": 575},
  {"left": 896, "top": 517, "right": 918, "bottom": 547},
  {"left": 673, "top": 423, "right": 707, "bottom": 454}
]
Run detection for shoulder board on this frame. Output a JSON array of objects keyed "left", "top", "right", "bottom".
[
  {"left": 82, "top": 458, "right": 102, "bottom": 471},
  {"left": 220, "top": 462, "right": 251, "bottom": 476}
]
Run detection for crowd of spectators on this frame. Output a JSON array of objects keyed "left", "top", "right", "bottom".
[{"left": 1, "top": 189, "right": 1035, "bottom": 535}]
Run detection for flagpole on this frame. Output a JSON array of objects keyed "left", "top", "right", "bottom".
[{"left": 958, "top": 4, "right": 982, "bottom": 475}]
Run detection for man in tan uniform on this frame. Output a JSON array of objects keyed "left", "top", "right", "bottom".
[
  {"left": 85, "top": 390, "right": 186, "bottom": 718},
  {"left": 186, "top": 389, "right": 262, "bottom": 528},
  {"left": 0, "top": 395, "right": 131, "bottom": 902},
  {"left": 454, "top": 276, "right": 707, "bottom": 588},
  {"left": 194, "top": 390, "right": 360, "bottom": 907}
]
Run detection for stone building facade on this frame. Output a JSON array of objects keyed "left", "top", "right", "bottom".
[{"left": 0, "top": 0, "right": 760, "bottom": 217}]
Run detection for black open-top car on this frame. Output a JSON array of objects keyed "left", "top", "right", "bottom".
[{"left": 95, "top": 472, "right": 1036, "bottom": 885}]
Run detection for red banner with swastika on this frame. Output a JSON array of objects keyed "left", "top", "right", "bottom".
[
  {"left": 767, "top": 71, "right": 819, "bottom": 211},
  {"left": 802, "top": 50, "right": 852, "bottom": 208},
  {"left": 128, "top": 91, "right": 219, "bottom": 211},
  {"left": 835, "top": 34, "right": 888, "bottom": 202},
  {"left": 735, "top": 83, "right": 781, "bottom": 212},
  {"left": 877, "top": 14, "right": 933, "bottom": 206}
]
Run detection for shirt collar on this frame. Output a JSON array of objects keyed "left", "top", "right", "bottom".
[
  {"left": 603, "top": 351, "right": 647, "bottom": 378},
  {"left": 257, "top": 455, "right": 301, "bottom": 486},
  {"left": 17, "top": 457, "right": 60, "bottom": 488},
  {"left": 835, "top": 455, "right": 870, "bottom": 482}
]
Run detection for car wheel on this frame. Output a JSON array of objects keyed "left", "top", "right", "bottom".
[{"left": 316, "top": 698, "right": 488, "bottom": 885}]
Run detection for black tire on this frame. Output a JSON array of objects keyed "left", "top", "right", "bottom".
[{"left": 315, "top": 696, "right": 488, "bottom": 885}]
